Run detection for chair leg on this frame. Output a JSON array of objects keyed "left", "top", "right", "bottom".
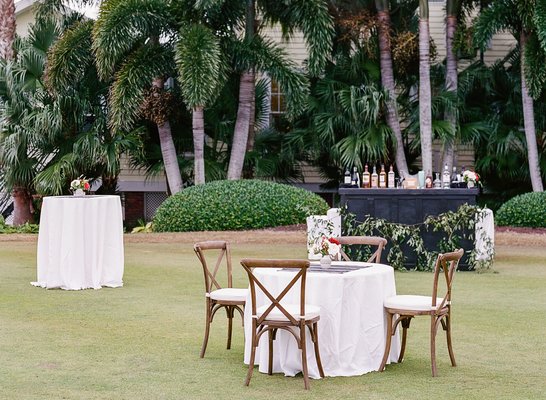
[
  {"left": 379, "top": 312, "right": 393, "bottom": 372},
  {"left": 430, "top": 315, "right": 439, "bottom": 377},
  {"left": 444, "top": 314, "right": 457, "bottom": 367},
  {"left": 268, "top": 329, "right": 274, "bottom": 375},
  {"left": 200, "top": 301, "right": 212, "bottom": 358},
  {"left": 300, "top": 323, "right": 310, "bottom": 390},
  {"left": 398, "top": 317, "right": 411, "bottom": 363},
  {"left": 227, "top": 306, "right": 233, "bottom": 350},
  {"left": 245, "top": 321, "right": 257, "bottom": 386},
  {"left": 312, "top": 322, "right": 325, "bottom": 378}
]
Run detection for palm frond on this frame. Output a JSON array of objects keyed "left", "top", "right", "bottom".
[
  {"left": 92, "top": 0, "right": 174, "bottom": 80},
  {"left": 175, "top": 23, "right": 225, "bottom": 108}
]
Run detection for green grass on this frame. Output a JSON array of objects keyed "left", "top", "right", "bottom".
[{"left": 0, "top": 237, "right": 545, "bottom": 399}]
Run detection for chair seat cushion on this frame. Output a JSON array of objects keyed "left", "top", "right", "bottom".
[
  {"left": 384, "top": 295, "right": 449, "bottom": 311},
  {"left": 209, "top": 288, "right": 248, "bottom": 302},
  {"left": 256, "top": 304, "right": 320, "bottom": 321}
]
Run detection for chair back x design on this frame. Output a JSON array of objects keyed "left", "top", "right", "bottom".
[
  {"left": 240, "top": 258, "right": 324, "bottom": 390},
  {"left": 379, "top": 248, "right": 464, "bottom": 377},
  {"left": 194, "top": 241, "right": 246, "bottom": 358},
  {"left": 335, "top": 236, "right": 388, "bottom": 263}
]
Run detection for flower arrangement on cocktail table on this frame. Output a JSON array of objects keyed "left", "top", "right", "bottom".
[
  {"left": 313, "top": 236, "right": 341, "bottom": 262},
  {"left": 70, "top": 176, "right": 90, "bottom": 196},
  {"left": 462, "top": 170, "right": 481, "bottom": 188}
]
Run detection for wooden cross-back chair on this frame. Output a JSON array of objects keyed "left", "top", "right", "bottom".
[
  {"left": 240, "top": 259, "right": 324, "bottom": 390},
  {"left": 334, "top": 236, "right": 388, "bottom": 263},
  {"left": 194, "top": 241, "right": 247, "bottom": 358},
  {"left": 379, "top": 248, "right": 464, "bottom": 377}
]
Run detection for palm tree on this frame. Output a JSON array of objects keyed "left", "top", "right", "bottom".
[
  {"left": 0, "top": 0, "right": 16, "bottom": 60},
  {"left": 0, "top": 20, "right": 63, "bottom": 225},
  {"left": 441, "top": 0, "right": 461, "bottom": 172},
  {"left": 375, "top": 0, "right": 410, "bottom": 178},
  {"left": 175, "top": 24, "right": 224, "bottom": 185},
  {"left": 418, "top": 0, "right": 433, "bottom": 175},
  {"left": 37, "top": 18, "right": 140, "bottom": 195},
  {"left": 197, "top": 0, "right": 334, "bottom": 180},
  {"left": 475, "top": 0, "right": 544, "bottom": 192},
  {"left": 92, "top": 0, "right": 184, "bottom": 193}
]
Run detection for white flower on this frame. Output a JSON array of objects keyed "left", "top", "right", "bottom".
[
  {"left": 70, "top": 179, "right": 80, "bottom": 189},
  {"left": 463, "top": 170, "right": 477, "bottom": 182},
  {"left": 328, "top": 243, "right": 340, "bottom": 257}
]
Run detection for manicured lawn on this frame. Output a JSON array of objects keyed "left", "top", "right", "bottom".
[{"left": 0, "top": 232, "right": 544, "bottom": 399}]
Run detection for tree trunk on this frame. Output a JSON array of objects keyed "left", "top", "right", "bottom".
[
  {"left": 442, "top": 14, "right": 458, "bottom": 172},
  {"left": 0, "top": 0, "right": 16, "bottom": 61},
  {"left": 227, "top": 71, "right": 254, "bottom": 180},
  {"left": 376, "top": 8, "right": 410, "bottom": 179},
  {"left": 419, "top": 13, "right": 433, "bottom": 175},
  {"left": 246, "top": 69, "right": 257, "bottom": 153},
  {"left": 152, "top": 78, "right": 184, "bottom": 194},
  {"left": 12, "top": 187, "right": 33, "bottom": 226},
  {"left": 227, "top": 0, "right": 256, "bottom": 180},
  {"left": 520, "top": 31, "right": 544, "bottom": 192},
  {"left": 193, "top": 105, "right": 206, "bottom": 185}
]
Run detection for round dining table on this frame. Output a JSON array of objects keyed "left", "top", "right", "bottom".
[
  {"left": 243, "top": 261, "right": 401, "bottom": 378},
  {"left": 32, "top": 195, "right": 124, "bottom": 290}
]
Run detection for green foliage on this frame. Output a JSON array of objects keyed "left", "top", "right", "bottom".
[
  {"left": 0, "top": 216, "right": 39, "bottom": 234},
  {"left": 496, "top": 192, "right": 546, "bottom": 228},
  {"left": 153, "top": 180, "right": 328, "bottom": 231},
  {"left": 342, "top": 204, "right": 494, "bottom": 271}
]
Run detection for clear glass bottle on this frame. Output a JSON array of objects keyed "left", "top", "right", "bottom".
[
  {"left": 442, "top": 163, "right": 450, "bottom": 189},
  {"left": 388, "top": 165, "right": 395, "bottom": 188},
  {"left": 352, "top": 166, "right": 360, "bottom": 187},
  {"left": 433, "top": 172, "right": 442, "bottom": 189}
]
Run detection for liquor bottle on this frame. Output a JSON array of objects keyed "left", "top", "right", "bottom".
[
  {"left": 344, "top": 167, "right": 351, "bottom": 185},
  {"left": 459, "top": 165, "right": 466, "bottom": 183},
  {"left": 433, "top": 172, "right": 442, "bottom": 189},
  {"left": 379, "top": 164, "right": 387, "bottom": 188},
  {"left": 442, "top": 163, "right": 450, "bottom": 189},
  {"left": 450, "top": 166, "right": 458, "bottom": 188},
  {"left": 388, "top": 165, "right": 395, "bottom": 188},
  {"left": 362, "top": 164, "right": 371, "bottom": 188},
  {"left": 371, "top": 165, "right": 379, "bottom": 188},
  {"left": 352, "top": 166, "right": 360, "bottom": 187},
  {"left": 425, "top": 170, "right": 433, "bottom": 188}
]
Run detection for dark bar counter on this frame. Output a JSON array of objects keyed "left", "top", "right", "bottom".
[{"left": 339, "top": 188, "right": 480, "bottom": 268}]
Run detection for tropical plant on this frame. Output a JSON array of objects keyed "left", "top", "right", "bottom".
[
  {"left": 153, "top": 179, "right": 329, "bottom": 231},
  {"left": 474, "top": 0, "right": 545, "bottom": 192},
  {"left": 0, "top": 0, "right": 16, "bottom": 61},
  {"left": 418, "top": 0, "right": 433, "bottom": 176},
  {"left": 496, "top": 191, "right": 546, "bottom": 228},
  {"left": 192, "top": 0, "right": 334, "bottom": 181},
  {"left": 0, "top": 20, "right": 64, "bottom": 224},
  {"left": 92, "top": 0, "right": 184, "bottom": 193}
]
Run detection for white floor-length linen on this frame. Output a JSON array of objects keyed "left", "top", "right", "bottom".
[
  {"left": 32, "top": 195, "right": 124, "bottom": 290},
  {"left": 243, "top": 262, "right": 401, "bottom": 378}
]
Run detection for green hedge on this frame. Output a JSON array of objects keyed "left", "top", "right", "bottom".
[
  {"left": 153, "top": 179, "right": 329, "bottom": 232},
  {"left": 496, "top": 192, "right": 546, "bottom": 228}
]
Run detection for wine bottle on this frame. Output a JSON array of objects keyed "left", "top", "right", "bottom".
[
  {"left": 362, "top": 164, "right": 371, "bottom": 188},
  {"left": 371, "top": 165, "right": 379, "bottom": 188},
  {"left": 442, "top": 163, "right": 450, "bottom": 189},
  {"left": 450, "top": 166, "right": 458, "bottom": 188},
  {"left": 388, "top": 165, "right": 395, "bottom": 188}
]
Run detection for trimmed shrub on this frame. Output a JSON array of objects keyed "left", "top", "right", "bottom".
[
  {"left": 153, "top": 179, "right": 329, "bottom": 232},
  {"left": 496, "top": 192, "right": 546, "bottom": 228}
]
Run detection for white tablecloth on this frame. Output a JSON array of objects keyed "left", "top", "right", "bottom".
[
  {"left": 32, "top": 195, "right": 124, "bottom": 290},
  {"left": 243, "top": 262, "right": 401, "bottom": 377}
]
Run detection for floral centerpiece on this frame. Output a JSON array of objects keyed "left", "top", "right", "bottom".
[
  {"left": 70, "top": 176, "right": 90, "bottom": 196},
  {"left": 462, "top": 170, "right": 481, "bottom": 188},
  {"left": 313, "top": 236, "right": 341, "bottom": 266}
]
